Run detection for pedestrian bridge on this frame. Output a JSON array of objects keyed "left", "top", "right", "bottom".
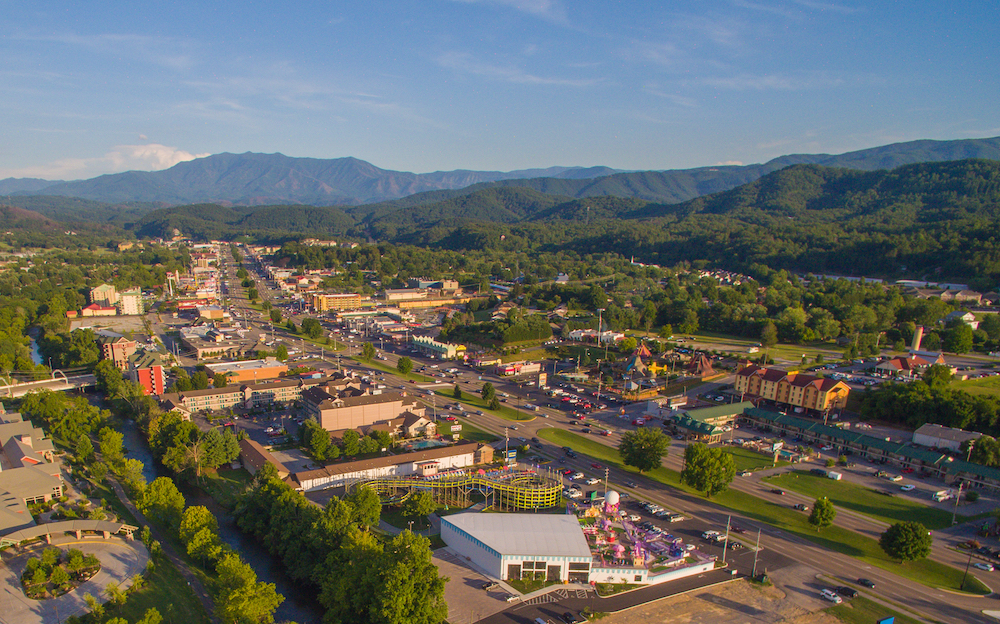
[
  {"left": 0, "top": 373, "right": 97, "bottom": 398},
  {"left": 0, "top": 520, "right": 138, "bottom": 548}
]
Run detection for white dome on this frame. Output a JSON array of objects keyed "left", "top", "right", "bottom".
[{"left": 606, "top": 490, "right": 620, "bottom": 505}]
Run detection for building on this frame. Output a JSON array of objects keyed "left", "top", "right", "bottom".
[
  {"left": 89, "top": 284, "right": 118, "bottom": 307},
  {"left": 874, "top": 354, "right": 936, "bottom": 379},
  {"left": 496, "top": 361, "right": 542, "bottom": 377},
  {"left": 98, "top": 335, "right": 138, "bottom": 370},
  {"left": 734, "top": 365, "right": 850, "bottom": 414},
  {"left": 668, "top": 402, "right": 754, "bottom": 442},
  {"left": 81, "top": 303, "right": 117, "bottom": 317},
  {"left": 301, "top": 386, "right": 424, "bottom": 431},
  {"left": 312, "top": 293, "right": 363, "bottom": 312},
  {"left": 238, "top": 438, "right": 290, "bottom": 480},
  {"left": 912, "top": 423, "right": 981, "bottom": 453},
  {"left": 411, "top": 335, "right": 466, "bottom": 360},
  {"left": 382, "top": 288, "right": 429, "bottom": 302},
  {"left": 197, "top": 305, "right": 229, "bottom": 321},
  {"left": 179, "top": 326, "right": 245, "bottom": 359},
  {"left": 290, "top": 440, "right": 493, "bottom": 491},
  {"left": 0, "top": 411, "right": 64, "bottom": 534},
  {"left": 941, "top": 310, "right": 979, "bottom": 330},
  {"left": 127, "top": 351, "right": 166, "bottom": 396},
  {"left": 442, "top": 513, "right": 594, "bottom": 583},
  {"left": 117, "top": 288, "right": 143, "bottom": 316},
  {"left": 205, "top": 358, "right": 288, "bottom": 384}
]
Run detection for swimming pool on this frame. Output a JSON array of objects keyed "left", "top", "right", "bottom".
[{"left": 404, "top": 439, "right": 451, "bottom": 450}]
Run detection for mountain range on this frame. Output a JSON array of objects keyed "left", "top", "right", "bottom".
[{"left": 4, "top": 136, "right": 1000, "bottom": 211}]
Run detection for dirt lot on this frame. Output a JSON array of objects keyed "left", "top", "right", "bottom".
[{"left": 598, "top": 580, "right": 841, "bottom": 624}]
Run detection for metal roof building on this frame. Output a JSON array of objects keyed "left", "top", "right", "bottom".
[{"left": 441, "top": 513, "right": 593, "bottom": 583}]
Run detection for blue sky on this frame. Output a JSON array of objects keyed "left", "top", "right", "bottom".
[{"left": 2, "top": 1, "right": 998, "bottom": 180}]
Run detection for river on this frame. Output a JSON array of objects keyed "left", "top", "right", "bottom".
[{"left": 118, "top": 419, "right": 325, "bottom": 624}]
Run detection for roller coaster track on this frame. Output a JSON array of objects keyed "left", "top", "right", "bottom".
[{"left": 357, "top": 468, "right": 563, "bottom": 511}]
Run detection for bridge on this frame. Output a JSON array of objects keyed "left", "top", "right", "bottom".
[{"left": 0, "top": 373, "right": 97, "bottom": 398}]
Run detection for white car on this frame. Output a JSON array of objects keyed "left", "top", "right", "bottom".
[
  {"left": 900, "top": 484, "right": 916, "bottom": 492},
  {"left": 820, "top": 589, "right": 843, "bottom": 604},
  {"left": 821, "top": 445, "right": 835, "bottom": 451},
  {"left": 974, "top": 562, "right": 995, "bottom": 572},
  {"left": 570, "top": 472, "right": 585, "bottom": 480},
  {"left": 586, "top": 477, "right": 601, "bottom": 485}
]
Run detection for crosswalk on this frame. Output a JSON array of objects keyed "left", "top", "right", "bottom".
[{"left": 522, "top": 588, "right": 591, "bottom": 605}]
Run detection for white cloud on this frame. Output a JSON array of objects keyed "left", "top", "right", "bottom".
[
  {"left": 696, "top": 72, "right": 845, "bottom": 91},
  {"left": 437, "top": 51, "right": 599, "bottom": 87},
  {"left": 451, "top": 0, "right": 568, "bottom": 23},
  {"left": 713, "top": 160, "right": 744, "bottom": 166},
  {"left": 0, "top": 144, "right": 210, "bottom": 180}
]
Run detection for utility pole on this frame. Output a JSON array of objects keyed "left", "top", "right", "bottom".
[
  {"left": 722, "top": 514, "right": 731, "bottom": 564},
  {"left": 752, "top": 528, "right": 761, "bottom": 578}
]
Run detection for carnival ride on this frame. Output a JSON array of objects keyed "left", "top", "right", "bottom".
[{"left": 355, "top": 466, "right": 563, "bottom": 511}]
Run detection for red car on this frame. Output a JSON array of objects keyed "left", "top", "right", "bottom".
[
  {"left": 591, "top": 463, "right": 603, "bottom": 469},
  {"left": 901, "top": 468, "right": 914, "bottom": 474},
  {"left": 561, "top": 468, "right": 575, "bottom": 475}
]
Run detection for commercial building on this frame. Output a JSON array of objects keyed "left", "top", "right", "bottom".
[
  {"left": 205, "top": 358, "right": 288, "bottom": 384},
  {"left": 912, "top": 423, "right": 981, "bottom": 453},
  {"left": 301, "top": 386, "right": 424, "bottom": 431},
  {"left": 443, "top": 513, "right": 593, "bottom": 583},
  {"left": 0, "top": 411, "right": 64, "bottom": 534},
  {"left": 238, "top": 438, "right": 290, "bottom": 480},
  {"left": 127, "top": 351, "right": 166, "bottom": 396},
  {"left": 81, "top": 304, "right": 117, "bottom": 317},
  {"left": 90, "top": 284, "right": 118, "bottom": 307},
  {"left": 668, "top": 401, "right": 754, "bottom": 442},
  {"left": 734, "top": 365, "right": 850, "bottom": 414},
  {"left": 411, "top": 335, "right": 466, "bottom": 360},
  {"left": 160, "top": 373, "right": 361, "bottom": 415},
  {"left": 179, "top": 326, "right": 245, "bottom": 359},
  {"left": 117, "top": 288, "right": 143, "bottom": 316},
  {"left": 98, "top": 334, "right": 138, "bottom": 370},
  {"left": 288, "top": 440, "right": 493, "bottom": 491},
  {"left": 312, "top": 293, "right": 364, "bottom": 312}
]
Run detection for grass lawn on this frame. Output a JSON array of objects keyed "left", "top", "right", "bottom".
[
  {"left": 456, "top": 420, "right": 501, "bottom": 444},
  {"left": 825, "top": 596, "right": 925, "bottom": 624},
  {"left": 765, "top": 470, "right": 964, "bottom": 530},
  {"left": 381, "top": 506, "right": 433, "bottom": 531},
  {"left": 114, "top": 556, "right": 211, "bottom": 624},
  {"left": 433, "top": 390, "right": 535, "bottom": 422},
  {"left": 535, "top": 428, "right": 990, "bottom": 595},
  {"left": 360, "top": 359, "right": 435, "bottom": 383},
  {"left": 507, "top": 574, "right": 561, "bottom": 594},
  {"left": 728, "top": 446, "right": 790, "bottom": 472},
  {"left": 197, "top": 468, "right": 252, "bottom": 510},
  {"left": 951, "top": 375, "right": 1000, "bottom": 398}
]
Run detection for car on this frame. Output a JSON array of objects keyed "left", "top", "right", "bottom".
[
  {"left": 836, "top": 586, "right": 858, "bottom": 598},
  {"left": 654, "top": 509, "right": 672, "bottom": 518},
  {"left": 900, "top": 484, "right": 916, "bottom": 491},
  {"left": 625, "top": 480, "right": 638, "bottom": 488},
  {"left": 793, "top": 503, "right": 809, "bottom": 511},
  {"left": 586, "top": 477, "right": 601, "bottom": 485},
  {"left": 820, "top": 589, "right": 843, "bottom": 604},
  {"left": 889, "top": 475, "right": 903, "bottom": 482},
  {"left": 820, "top": 445, "right": 834, "bottom": 451},
  {"left": 730, "top": 525, "right": 747, "bottom": 534},
  {"left": 729, "top": 542, "right": 744, "bottom": 550},
  {"left": 702, "top": 530, "right": 720, "bottom": 540},
  {"left": 628, "top": 514, "right": 641, "bottom": 522},
  {"left": 771, "top": 488, "right": 785, "bottom": 495},
  {"left": 570, "top": 472, "right": 584, "bottom": 480},
  {"left": 974, "top": 562, "right": 995, "bottom": 572},
  {"left": 561, "top": 612, "right": 583, "bottom": 624},
  {"left": 561, "top": 468, "right": 575, "bottom": 475},
  {"left": 481, "top": 581, "right": 500, "bottom": 591},
  {"left": 739, "top": 470, "right": 752, "bottom": 477},
  {"left": 591, "top": 462, "right": 603, "bottom": 469},
  {"left": 901, "top": 467, "right": 915, "bottom": 474},
  {"left": 857, "top": 578, "right": 876, "bottom": 588}
]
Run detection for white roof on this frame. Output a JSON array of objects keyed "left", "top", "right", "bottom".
[{"left": 443, "top": 513, "right": 591, "bottom": 558}]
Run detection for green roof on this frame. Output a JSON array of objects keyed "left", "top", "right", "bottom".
[
  {"left": 681, "top": 401, "right": 754, "bottom": 423},
  {"left": 673, "top": 415, "right": 720, "bottom": 435}
]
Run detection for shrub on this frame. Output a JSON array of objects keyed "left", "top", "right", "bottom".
[{"left": 966, "top": 490, "right": 980, "bottom": 502}]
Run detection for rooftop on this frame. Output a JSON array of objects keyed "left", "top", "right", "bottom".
[{"left": 443, "top": 512, "right": 591, "bottom": 558}]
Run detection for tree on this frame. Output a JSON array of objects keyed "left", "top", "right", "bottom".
[
  {"left": 76, "top": 434, "right": 94, "bottom": 463},
  {"left": 302, "top": 318, "right": 323, "bottom": 339},
  {"left": 49, "top": 565, "right": 69, "bottom": 588},
  {"left": 617, "top": 428, "right": 669, "bottom": 473},
  {"left": 303, "top": 420, "right": 332, "bottom": 461},
  {"left": 657, "top": 324, "right": 674, "bottom": 339},
  {"left": 397, "top": 356, "right": 413, "bottom": 375},
  {"left": 361, "top": 342, "right": 376, "bottom": 362},
  {"left": 346, "top": 487, "right": 381, "bottom": 529},
  {"left": 84, "top": 593, "right": 105, "bottom": 619},
  {"left": 275, "top": 344, "right": 289, "bottom": 362},
  {"left": 402, "top": 490, "right": 437, "bottom": 520},
  {"left": 680, "top": 443, "right": 736, "bottom": 498},
  {"left": 760, "top": 321, "right": 778, "bottom": 349},
  {"left": 481, "top": 382, "right": 496, "bottom": 402},
  {"left": 269, "top": 309, "right": 282, "bottom": 323},
  {"left": 879, "top": 521, "right": 932, "bottom": 563},
  {"left": 187, "top": 527, "right": 224, "bottom": 565},
  {"left": 452, "top": 385, "right": 462, "bottom": 399},
  {"left": 120, "top": 458, "right": 147, "bottom": 494},
  {"left": 618, "top": 337, "right": 637, "bottom": 353},
  {"left": 213, "top": 373, "right": 229, "bottom": 389},
  {"left": 342, "top": 429, "right": 360, "bottom": 457},
  {"left": 215, "top": 553, "right": 284, "bottom": 624},
  {"left": 138, "top": 477, "right": 186, "bottom": 529},
  {"left": 808, "top": 497, "right": 836, "bottom": 531},
  {"left": 180, "top": 506, "right": 219, "bottom": 545},
  {"left": 99, "top": 427, "right": 125, "bottom": 467},
  {"left": 136, "top": 608, "right": 164, "bottom": 624},
  {"left": 488, "top": 396, "right": 501, "bottom": 411},
  {"left": 247, "top": 288, "right": 259, "bottom": 302},
  {"left": 943, "top": 322, "right": 974, "bottom": 354},
  {"left": 368, "top": 531, "right": 448, "bottom": 624}
]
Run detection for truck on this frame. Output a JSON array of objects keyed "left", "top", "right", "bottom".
[
  {"left": 932, "top": 489, "right": 955, "bottom": 502},
  {"left": 826, "top": 471, "right": 843, "bottom": 481}
]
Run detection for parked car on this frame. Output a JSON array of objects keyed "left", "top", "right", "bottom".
[
  {"left": 585, "top": 477, "right": 601, "bottom": 485},
  {"left": 570, "top": 472, "right": 584, "bottom": 480},
  {"left": 820, "top": 589, "right": 843, "bottom": 604}
]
